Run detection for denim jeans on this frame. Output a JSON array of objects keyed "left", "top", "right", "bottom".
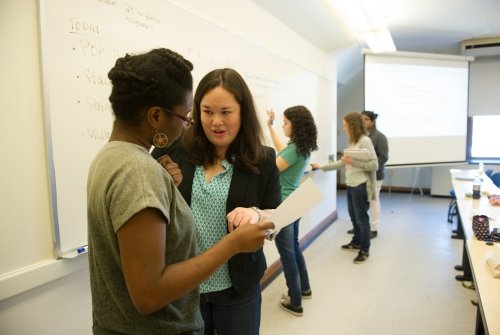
[
  {"left": 274, "top": 219, "right": 311, "bottom": 307},
  {"left": 346, "top": 182, "right": 370, "bottom": 253},
  {"left": 199, "top": 285, "right": 261, "bottom": 335}
]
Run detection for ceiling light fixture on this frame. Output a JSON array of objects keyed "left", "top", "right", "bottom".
[{"left": 328, "top": 0, "right": 396, "bottom": 53}]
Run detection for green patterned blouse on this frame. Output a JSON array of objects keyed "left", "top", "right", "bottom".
[{"left": 192, "top": 160, "right": 234, "bottom": 294}]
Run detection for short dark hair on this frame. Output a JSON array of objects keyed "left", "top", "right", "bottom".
[
  {"left": 361, "top": 110, "right": 378, "bottom": 121},
  {"left": 183, "top": 68, "right": 266, "bottom": 173},
  {"left": 108, "top": 48, "right": 193, "bottom": 124},
  {"left": 284, "top": 105, "right": 318, "bottom": 157}
]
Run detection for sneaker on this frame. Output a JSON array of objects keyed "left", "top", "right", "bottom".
[
  {"left": 353, "top": 251, "right": 369, "bottom": 264},
  {"left": 341, "top": 242, "right": 361, "bottom": 250},
  {"left": 301, "top": 289, "right": 312, "bottom": 299},
  {"left": 347, "top": 228, "right": 354, "bottom": 234},
  {"left": 370, "top": 231, "right": 378, "bottom": 239},
  {"left": 279, "top": 300, "right": 303, "bottom": 316},
  {"left": 281, "top": 290, "right": 312, "bottom": 301}
]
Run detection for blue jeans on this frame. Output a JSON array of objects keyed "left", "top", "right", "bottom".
[
  {"left": 274, "top": 219, "right": 311, "bottom": 307},
  {"left": 199, "top": 285, "right": 261, "bottom": 335},
  {"left": 346, "top": 183, "right": 370, "bottom": 253}
]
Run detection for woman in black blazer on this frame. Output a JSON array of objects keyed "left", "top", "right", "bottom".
[{"left": 152, "top": 68, "right": 281, "bottom": 335}]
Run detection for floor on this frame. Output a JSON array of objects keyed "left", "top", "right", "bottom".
[{"left": 260, "top": 190, "right": 477, "bottom": 335}]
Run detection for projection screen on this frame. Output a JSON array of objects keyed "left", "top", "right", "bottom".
[{"left": 364, "top": 52, "right": 471, "bottom": 166}]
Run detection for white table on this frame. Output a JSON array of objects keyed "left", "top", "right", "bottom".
[{"left": 451, "top": 169, "right": 500, "bottom": 335}]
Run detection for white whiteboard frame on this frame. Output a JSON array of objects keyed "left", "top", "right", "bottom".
[
  {"left": 37, "top": 0, "right": 335, "bottom": 259},
  {"left": 39, "top": 0, "right": 63, "bottom": 258}
]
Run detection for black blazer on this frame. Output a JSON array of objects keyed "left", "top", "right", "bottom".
[{"left": 152, "top": 140, "right": 282, "bottom": 295}]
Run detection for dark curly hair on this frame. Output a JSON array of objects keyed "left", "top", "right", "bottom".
[
  {"left": 343, "top": 111, "right": 366, "bottom": 144},
  {"left": 108, "top": 48, "right": 193, "bottom": 124},
  {"left": 181, "top": 68, "right": 266, "bottom": 173},
  {"left": 284, "top": 105, "right": 318, "bottom": 157}
]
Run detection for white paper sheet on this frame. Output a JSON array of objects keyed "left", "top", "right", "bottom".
[
  {"left": 343, "top": 148, "right": 369, "bottom": 161},
  {"left": 266, "top": 178, "right": 324, "bottom": 240}
]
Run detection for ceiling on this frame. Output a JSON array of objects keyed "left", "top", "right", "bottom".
[{"left": 250, "top": 0, "right": 500, "bottom": 88}]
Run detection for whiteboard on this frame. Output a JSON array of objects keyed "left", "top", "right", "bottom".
[{"left": 39, "top": 0, "right": 333, "bottom": 257}]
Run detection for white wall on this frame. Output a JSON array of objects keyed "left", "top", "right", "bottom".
[
  {"left": 0, "top": 1, "right": 337, "bottom": 334},
  {"left": 469, "top": 56, "right": 500, "bottom": 116}
]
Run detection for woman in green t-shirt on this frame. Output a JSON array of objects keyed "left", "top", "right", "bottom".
[{"left": 266, "top": 105, "right": 318, "bottom": 316}]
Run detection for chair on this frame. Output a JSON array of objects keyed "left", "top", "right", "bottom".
[{"left": 490, "top": 172, "right": 500, "bottom": 188}]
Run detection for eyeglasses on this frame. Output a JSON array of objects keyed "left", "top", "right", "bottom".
[{"left": 160, "top": 107, "right": 194, "bottom": 129}]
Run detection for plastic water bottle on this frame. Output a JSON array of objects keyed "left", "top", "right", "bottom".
[
  {"left": 472, "top": 176, "right": 481, "bottom": 199},
  {"left": 477, "top": 162, "right": 485, "bottom": 183}
]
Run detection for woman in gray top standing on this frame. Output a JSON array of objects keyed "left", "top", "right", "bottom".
[
  {"left": 361, "top": 111, "right": 388, "bottom": 239},
  {"left": 311, "top": 112, "right": 378, "bottom": 263}
]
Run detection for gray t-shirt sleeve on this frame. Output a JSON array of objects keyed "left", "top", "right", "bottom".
[{"left": 108, "top": 156, "right": 172, "bottom": 233}]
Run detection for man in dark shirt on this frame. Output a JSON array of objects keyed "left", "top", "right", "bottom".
[{"left": 361, "top": 111, "right": 388, "bottom": 238}]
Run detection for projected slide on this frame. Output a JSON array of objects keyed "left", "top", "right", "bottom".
[{"left": 365, "top": 52, "right": 470, "bottom": 166}]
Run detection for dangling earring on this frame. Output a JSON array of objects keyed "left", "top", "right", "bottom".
[{"left": 153, "top": 127, "right": 168, "bottom": 148}]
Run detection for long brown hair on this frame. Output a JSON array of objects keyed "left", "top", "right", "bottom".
[
  {"left": 182, "top": 68, "right": 266, "bottom": 173},
  {"left": 343, "top": 111, "right": 366, "bottom": 144}
]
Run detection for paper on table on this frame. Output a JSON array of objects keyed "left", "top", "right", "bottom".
[
  {"left": 266, "top": 178, "right": 324, "bottom": 240},
  {"left": 343, "top": 148, "right": 369, "bottom": 161}
]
